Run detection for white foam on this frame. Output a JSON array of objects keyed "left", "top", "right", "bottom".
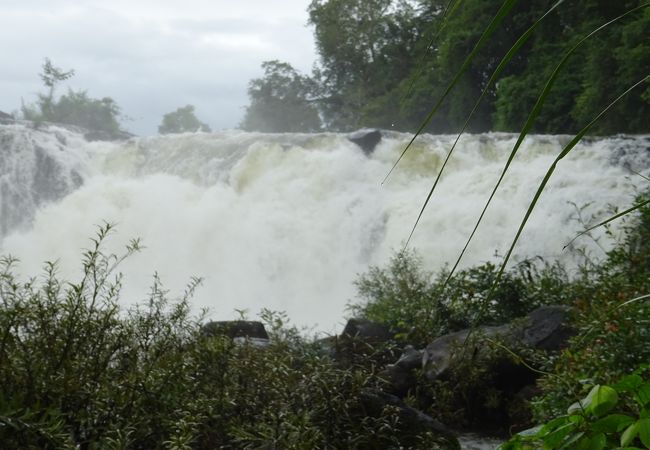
[{"left": 1, "top": 125, "right": 648, "bottom": 332}]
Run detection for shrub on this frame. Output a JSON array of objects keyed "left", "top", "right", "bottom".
[
  {"left": 349, "top": 249, "right": 569, "bottom": 347},
  {"left": 500, "top": 367, "right": 650, "bottom": 449},
  {"left": 0, "top": 224, "right": 458, "bottom": 449}
]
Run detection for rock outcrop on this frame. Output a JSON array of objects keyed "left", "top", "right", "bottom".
[{"left": 347, "top": 129, "right": 382, "bottom": 155}]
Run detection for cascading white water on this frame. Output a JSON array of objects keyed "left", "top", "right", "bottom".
[{"left": 1, "top": 123, "right": 648, "bottom": 332}]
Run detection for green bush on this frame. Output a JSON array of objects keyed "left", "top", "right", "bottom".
[
  {"left": 349, "top": 249, "right": 569, "bottom": 347},
  {"left": 531, "top": 197, "right": 650, "bottom": 422},
  {"left": 0, "top": 224, "right": 457, "bottom": 449},
  {"left": 501, "top": 367, "right": 650, "bottom": 449}
]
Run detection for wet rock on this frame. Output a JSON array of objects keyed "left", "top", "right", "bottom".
[
  {"left": 329, "top": 318, "right": 398, "bottom": 366},
  {"left": 381, "top": 345, "right": 423, "bottom": 395},
  {"left": 422, "top": 305, "right": 572, "bottom": 381},
  {"left": 418, "top": 306, "right": 573, "bottom": 434},
  {"left": 347, "top": 129, "right": 382, "bottom": 155},
  {"left": 342, "top": 317, "right": 393, "bottom": 343},
  {"left": 422, "top": 325, "right": 510, "bottom": 380},
  {"left": 520, "top": 305, "right": 573, "bottom": 350}
]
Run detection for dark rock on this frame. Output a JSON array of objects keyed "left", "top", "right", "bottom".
[
  {"left": 328, "top": 318, "right": 398, "bottom": 366},
  {"left": 347, "top": 129, "right": 382, "bottom": 155},
  {"left": 312, "top": 335, "right": 337, "bottom": 358},
  {"left": 418, "top": 306, "right": 573, "bottom": 434},
  {"left": 359, "top": 389, "right": 460, "bottom": 449},
  {"left": 202, "top": 320, "right": 269, "bottom": 340},
  {"left": 422, "top": 325, "right": 510, "bottom": 380},
  {"left": 520, "top": 305, "right": 572, "bottom": 350},
  {"left": 381, "top": 345, "right": 423, "bottom": 395},
  {"left": 342, "top": 317, "right": 393, "bottom": 343},
  {"left": 422, "top": 305, "right": 572, "bottom": 381}
]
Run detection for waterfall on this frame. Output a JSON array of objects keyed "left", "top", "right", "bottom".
[{"left": 1, "top": 122, "right": 648, "bottom": 331}]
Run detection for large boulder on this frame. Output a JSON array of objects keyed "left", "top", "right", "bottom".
[
  {"left": 422, "top": 305, "right": 572, "bottom": 381},
  {"left": 416, "top": 305, "right": 573, "bottom": 433},
  {"left": 324, "top": 318, "right": 397, "bottom": 366},
  {"left": 381, "top": 345, "right": 423, "bottom": 396},
  {"left": 520, "top": 305, "right": 573, "bottom": 350},
  {"left": 347, "top": 129, "right": 382, "bottom": 155},
  {"left": 342, "top": 317, "right": 393, "bottom": 343}
]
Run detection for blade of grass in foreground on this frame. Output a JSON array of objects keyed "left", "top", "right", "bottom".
[
  {"left": 468, "top": 75, "right": 649, "bottom": 336},
  {"left": 404, "top": 0, "right": 566, "bottom": 248},
  {"left": 382, "top": 0, "right": 520, "bottom": 185},
  {"left": 440, "top": 3, "right": 649, "bottom": 287},
  {"left": 563, "top": 197, "right": 650, "bottom": 250}
]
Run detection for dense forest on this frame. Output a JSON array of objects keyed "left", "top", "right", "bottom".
[{"left": 242, "top": 0, "right": 650, "bottom": 134}]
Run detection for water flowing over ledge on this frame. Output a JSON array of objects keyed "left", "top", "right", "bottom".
[{"left": 1, "top": 123, "right": 649, "bottom": 331}]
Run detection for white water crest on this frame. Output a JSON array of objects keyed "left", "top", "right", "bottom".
[{"left": 1, "top": 123, "right": 649, "bottom": 331}]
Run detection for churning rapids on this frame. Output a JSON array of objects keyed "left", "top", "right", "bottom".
[{"left": 1, "top": 122, "right": 649, "bottom": 332}]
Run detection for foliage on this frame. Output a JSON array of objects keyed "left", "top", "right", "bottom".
[
  {"left": 244, "top": 1, "right": 649, "bottom": 133},
  {"left": 158, "top": 105, "right": 211, "bottom": 134},
  {"left": 0, "top": 224, "right": 457, "bottom": 449},
  {"left": 307, "top": 0, "right": 419, "bottom": 130},
  {"left": 240, "top": 60, "right": 322, "bottom": 132},
  {"left": 349, "top": 249, "right": 568, "bottom": 347},
  {"left": 500, "top": 367, "right": 650, "bottom": 449},
  {"left": 21, "top": 58, "right": 122, "bottom": 135},
  {"left": 530, "top": 195, "right": 650, "bottom": 422},
  {"left": 349, "top": 197, "right": 650, "bottom": 435}
]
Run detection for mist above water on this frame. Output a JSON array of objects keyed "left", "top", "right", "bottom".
[{"left": 1, "top": 123, "right": 648, "bottom": 332}]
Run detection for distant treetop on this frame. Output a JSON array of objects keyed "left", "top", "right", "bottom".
[{"left": 158, "top": 105, "right": 212, "bottom": 134}]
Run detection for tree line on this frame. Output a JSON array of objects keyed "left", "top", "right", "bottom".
[
  {"left": 18, "top": 59, "right": 211, "bottom": 138},
  {"left": 242, "top": 0, "right": 650, "bottom": 134}
]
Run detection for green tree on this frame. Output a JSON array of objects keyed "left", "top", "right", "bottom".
[
  {"left": 158, "top": 104, "right": 212, "bottom": 134},
  {"left": 22, "top": 58, "right": 123, "bottom": 136},
  {"left": 308, "top": 0, "right": 420, "bottom": 130},
  {"left": 35, "top": 58, "right": 75, "bottom": 119},
  {"left": 240, "top": 60, "right": 321, "bottom": 132}
]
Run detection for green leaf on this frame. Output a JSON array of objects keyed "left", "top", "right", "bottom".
[
  {"left": 613, "top": 375, "right": 644, "bottom": 393},
  {"left": 576, "top": 433, "right": 606, "bottom": 450},
  {"left": 589, "top": 433, "right": 606, "bottom": 450},
  {"left": 543, "top": 422, "right": 576, "bottom": 449},
  {"left": 638, "top": 418, "right": 650, "bottom": 448},
  {"left": 635, "top": 384, "right": 650, "bottom": 408},
  {"left": 560, "top": 431, "right": 584, "bottom": 449},
  {"left": 541, "top": 416, "right": 571, "bottom": 434},
  {"left": 591, "top": 414, "right": 635, "bottom": 433},
  {"left": 589, "top": 386, "right": 619, "bottom": 416},
  {"left": 570, "top": 385, "right": 619, "bottom": 417},
  {"left": 621, "top": 421, "right": 641, "bottom": 447}
]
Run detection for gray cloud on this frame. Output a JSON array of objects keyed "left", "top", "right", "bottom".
[{"left": 0, "top": 1, "right": 316, "bottom": 135}]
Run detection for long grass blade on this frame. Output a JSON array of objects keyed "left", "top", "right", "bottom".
[
  {"left": 563, "top": 198, "right": 650, "bottom": 250},
  {"left": 382, "top": 0, "right": 520, "bottom": 185},
  {"left": 481, "top": 75, "right": 648, "bottom": 321},
  {"left": 404, "top": 0, "right": 566, "bottom": 248},
  {"left": 459, "top": 74, "right": 648, "bottom": 351},
  {"left": 440, "top": 4, "right": 649, "bottom": 284}
]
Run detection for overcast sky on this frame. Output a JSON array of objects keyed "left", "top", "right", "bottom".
[{"left": 0, "top": 0, "right": 317, "bottom": 135}]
